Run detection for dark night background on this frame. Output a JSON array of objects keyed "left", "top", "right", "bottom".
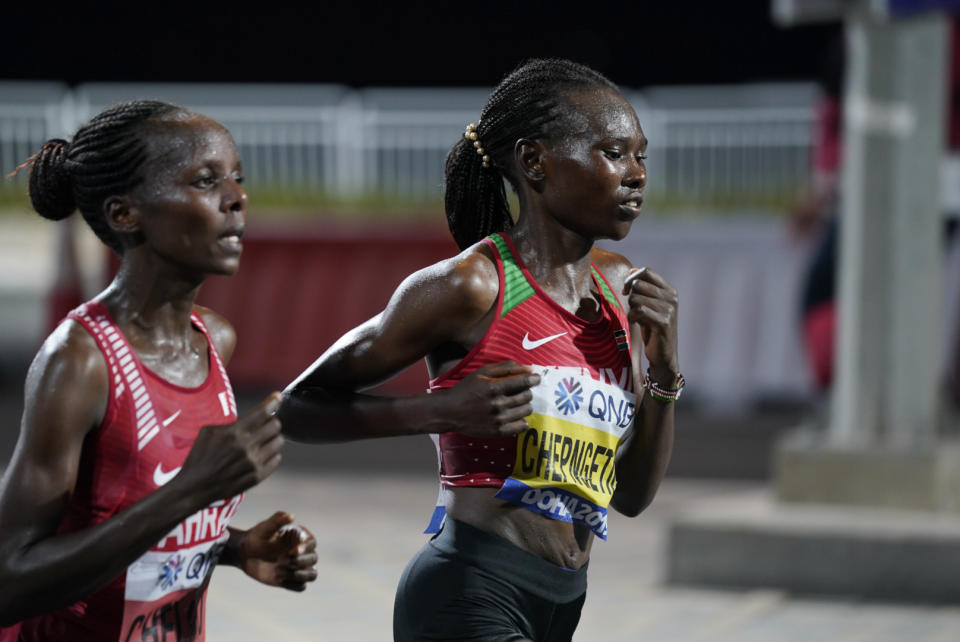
[{"left": 0, "top": 1, "right": 839, "bottom": 88}]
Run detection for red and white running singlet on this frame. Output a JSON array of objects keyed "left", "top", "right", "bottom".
[
  {"left": 3, "top": 301, "right": 240, "bottom": 642},
  {"left": 426, "top": 234, "right": 636, "bottom": 540}
]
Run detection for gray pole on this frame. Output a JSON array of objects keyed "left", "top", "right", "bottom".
[
  {"left": 666, "top": 3, "right": 960, "bottom": 600},
  {"left": 831, "top": 1, "right": 948, "bottom": 447}
]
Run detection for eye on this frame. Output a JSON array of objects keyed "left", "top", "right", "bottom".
[
  {"left": 232, "top": 171, "right": 245, "bottom": 185},
  {"left": 192, "top": 174, "right": 216, "bottom": 189},
  {"left": 636, "top": 154, "right": 648, "bottom": 163},
  {"left": 603, "top": 149, "right": 623, "bottom": 160}
]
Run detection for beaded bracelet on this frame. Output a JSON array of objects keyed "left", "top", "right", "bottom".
[{"left": 643, "top": 370, "right": 685, "bottom": 403}]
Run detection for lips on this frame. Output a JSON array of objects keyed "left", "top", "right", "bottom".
[
  {"left": 618, "top": 195, "right": 643, "bottom": 219},
  {"left": 218, "top": 226, "right": 244, "bottom": 253},
  {"left": 621, "top": 192, "right": 643, "bottom": 209},
  {"left": 219, "top": 225, "right": 245, "bottom": 240}
]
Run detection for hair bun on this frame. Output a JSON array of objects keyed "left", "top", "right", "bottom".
[{"left": 27, "top": 139, "right": 76, "bottom": 221}]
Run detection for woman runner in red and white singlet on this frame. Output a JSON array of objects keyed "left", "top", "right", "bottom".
[
  {"left": 280, "top": 59, "right": 681, "bottom": 641},
  {"left": 0, "top": 101, "right": 317, "bottom": 641}
]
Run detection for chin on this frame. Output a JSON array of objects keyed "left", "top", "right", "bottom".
[
  {"left": 211, "top": 258, "right": 241, "bottom": 276},
  {"left": 602, "top": 223, "right": 635, "bottom": 242}
]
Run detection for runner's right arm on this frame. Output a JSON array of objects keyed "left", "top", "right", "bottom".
[
  {"left": 279, "top": 247, "right": 540, "bottom": 443},
  {"left": 0, "top": 322, "right": 282, "bottom": 624}
]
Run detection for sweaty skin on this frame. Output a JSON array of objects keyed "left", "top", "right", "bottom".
[
  {"left": 0, "top": 116, "right": 316, "bottom": 625},
  {"left": 280, "top": 87, "right": 678, "bottom": 570}
]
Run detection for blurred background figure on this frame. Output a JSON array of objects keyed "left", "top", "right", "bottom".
[
  {"left": 792, "top": 30, "right": 844, "bottom": 392},
  {"left": 793, "top": 18, "right": 960, "bottom": 398}
]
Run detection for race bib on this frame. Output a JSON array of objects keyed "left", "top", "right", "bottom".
[
  {"left": 120, "top": 494, "right": 241, "bottom": 641},
  {"left": 494, "top": 365, "right": 635, "bottom": 539}
]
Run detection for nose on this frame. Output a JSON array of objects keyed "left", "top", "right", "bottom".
[
  {"left": 223, "top": 177, "right": 247, "bottom": 213},
  {"left": 624, "top": 156, "right": 646, "bottom": 190}
]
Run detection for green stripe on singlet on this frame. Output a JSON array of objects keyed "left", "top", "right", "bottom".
[
  {"left": 488, "top": 234, "right": 535, "bottom": 317},
  {"left": 592, "top": 266, "right": 624, "bottom": 312}
]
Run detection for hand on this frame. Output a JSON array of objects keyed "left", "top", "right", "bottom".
[
  {"left": 437, "top": 361, "right": 540, "bottom": 438},
  {"left": 174, "top": 393, "right": 284, "bottom": 505},
  {"left": 622, "top": 268, "right": 680, "bottom": 382},
  {"left": 236, "top": 512, "right": 318, "bottom": 592}
]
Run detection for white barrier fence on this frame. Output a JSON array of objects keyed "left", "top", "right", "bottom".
[{"left": 0, "top": 81, "right": 818, "bottom": 210}]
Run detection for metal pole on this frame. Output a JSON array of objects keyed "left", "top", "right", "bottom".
[{"left": 831, "top": 1, "right": 948, "bottom": 447}]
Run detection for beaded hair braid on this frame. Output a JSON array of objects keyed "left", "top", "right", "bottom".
[
  {"left": 23, "top": 100, "right": 186, "bottom": 254},
  {"left": 444, "top": 59, "right": 619, "bottom": 250}
]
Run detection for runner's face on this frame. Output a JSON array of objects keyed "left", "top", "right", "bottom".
[
  {"left": 132, "top": 116, "right": 247, "bottom": 276},
  {"left": 540, "top": 88, "right": 647, "bottom": 241}
]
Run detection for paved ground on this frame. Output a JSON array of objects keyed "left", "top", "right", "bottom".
[{"left": 205, "top": 470, "right": 960, "bottom": 641}]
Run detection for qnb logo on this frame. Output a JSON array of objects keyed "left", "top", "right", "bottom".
[
  {"left": 186, "top": 543, "right": 225, "bottom": 582},
  {"left": 554, "top": 377, "right": 583, "bottom": 415},
  {"left": 158, "top": 554, "right": 185, "bottom": 590}
]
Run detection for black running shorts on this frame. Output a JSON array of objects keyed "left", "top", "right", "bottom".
[{"left": 393, "top": 518, "right": 588, "bottom": 642}]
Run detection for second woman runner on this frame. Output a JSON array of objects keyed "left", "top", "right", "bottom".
[{"left": 281, "top": 59, "right": 680, "bottom": 641}]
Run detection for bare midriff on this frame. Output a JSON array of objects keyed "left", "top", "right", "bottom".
[{"left": 445, "top": 486, "right": 595, "bottom": 570}]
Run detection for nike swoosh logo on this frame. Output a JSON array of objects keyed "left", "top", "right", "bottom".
[
  {"left": 153, "top": 463, "right": 182, "bottom": 487},
  {"left": 521, "top": 332, "right": 567, "bottom": 350},
  {"left": 162, "top": 409, "right": 182, "bottom": 427}
]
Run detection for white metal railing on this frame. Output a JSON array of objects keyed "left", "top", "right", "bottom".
[
  {"left": 0, "top": 105, "right": 60, "bottom": 184},
  {"left": 643, "top": 108, "right": 814, "bottom": 205},
  {"left": 0, "top": 82, "right": 818, "bottom": 210}
]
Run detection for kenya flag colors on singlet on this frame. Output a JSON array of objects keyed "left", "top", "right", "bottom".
[
  {"left": 427, "top": 233, "right": 636, "bottom": 540},
  {"left": 2, "top": 301, "right": 240, "bottom": 642}
]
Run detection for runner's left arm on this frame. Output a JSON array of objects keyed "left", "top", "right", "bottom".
[
  {"left": 197, "top": 308, "right": 318, "bottom": 591},
  {"left": 594, "top": 253, "right": 678, "bottom": 517}
]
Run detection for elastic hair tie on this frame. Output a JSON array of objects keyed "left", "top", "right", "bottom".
[
  {"left": 7, "top": 139, "right": 67, "bottom": 179},
  {"left": 464, "top": 122, "right": 491, "bottom": 169},
  {"left": 41, "top": 139, "right": 67, "bottom": 155}
]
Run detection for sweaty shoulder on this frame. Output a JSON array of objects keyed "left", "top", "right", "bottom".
[
  {"left": 396, "top": 240, "right": 500, "bottom": 331},
  {"left": 590, "top": 246, "right": 633, "bottom": 292},
  {"left": 193, "top": 305, "right": 237, "bottom": 364},
  {"left": 23, "top": 320, "right": 110, "bottom": 438},
  {"left": 444, "top": 241, "right": 500, "bottom": 319}
]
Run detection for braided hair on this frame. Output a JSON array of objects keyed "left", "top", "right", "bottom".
[
  {"left": 20, "top": 100, "right": 188, "bottom": 254},
  {"left": 444, "top": 59, "right": 619, "bottom": 250}
]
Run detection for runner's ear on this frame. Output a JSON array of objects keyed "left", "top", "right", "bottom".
[
  {"left": 103, "top": 195, "right": 140, "bottom": 234},
  {"left": 515, "top": 139, "right": 546, "bottom": 187}
]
